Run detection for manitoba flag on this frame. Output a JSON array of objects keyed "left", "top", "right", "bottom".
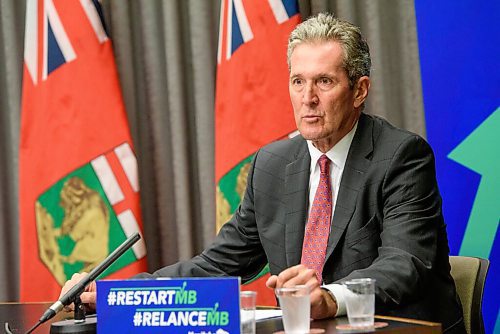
[
  {"left": 215, "top": 0, "right": 300, "bottom": 305},
  {"left": 19, "top": 0, "right": 147, "bottom": 301}
]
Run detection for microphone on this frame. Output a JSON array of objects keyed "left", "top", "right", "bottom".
[{"left": 32, "top": 232, "right": 141, "bottom": 332}]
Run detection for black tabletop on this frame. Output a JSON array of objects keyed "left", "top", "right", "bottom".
[{"left": 0, "top": 303, "right": 441, "bottom": 334}]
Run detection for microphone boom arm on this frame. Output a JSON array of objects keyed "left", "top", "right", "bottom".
[{"left": 39, "top": 233, "right": 141, "bottom": 324}]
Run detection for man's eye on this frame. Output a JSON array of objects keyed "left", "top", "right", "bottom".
[
  {"left": 318, "top": 77, "right": 333, "bottom": 86},
  {"left": 292, "top": 78, "right": 304, "bottom": 85}
]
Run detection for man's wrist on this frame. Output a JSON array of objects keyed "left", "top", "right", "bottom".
[
  {"left": 321, "top": 287, "right": 338, "bottom": 318},
  {"left": 323, "top": 284, "right": 347, "bottom": 316}
]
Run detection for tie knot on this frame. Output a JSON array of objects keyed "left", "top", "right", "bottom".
[{"left": 318, "top": 155, "right": 330, "bottom": 174}]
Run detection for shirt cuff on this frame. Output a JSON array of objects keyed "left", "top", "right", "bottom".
[{"left": 322, "top": 283, "right": 347, "bottom": 317}]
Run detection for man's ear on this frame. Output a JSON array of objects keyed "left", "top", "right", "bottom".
[{"left": 353, "top": 76, "right": 370, "bottom": 108}]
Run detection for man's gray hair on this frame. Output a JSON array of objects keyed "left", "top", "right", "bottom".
[{"left": 287, "top": 13, "right": 371, "bottom": 88}]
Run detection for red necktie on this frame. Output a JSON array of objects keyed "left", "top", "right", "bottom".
[{"left": 301, "top": 154, "right": 332, "bottom": 282}]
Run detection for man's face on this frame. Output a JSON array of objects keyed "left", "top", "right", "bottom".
[{"left": 289, "top": 41, "right": 368, "bottom": 152}]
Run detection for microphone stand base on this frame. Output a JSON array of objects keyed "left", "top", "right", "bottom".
[{"left": 50, "top": 315, "right": 96, "bottom": 334}]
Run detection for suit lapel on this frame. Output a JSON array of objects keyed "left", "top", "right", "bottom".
[
  {"left": 326, "top": 114, "right": 374, "bottom": 259},
  {"left": 284, "top": 138, "right": 310, "bottom": 267}
]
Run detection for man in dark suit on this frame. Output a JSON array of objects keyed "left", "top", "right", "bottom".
[{"left": 61, "top": 13, "right": 465, "bottom": 333}]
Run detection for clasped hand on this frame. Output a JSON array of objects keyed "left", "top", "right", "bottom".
[
  {"left": 59, "top": 272, "right": 97, "bottom": 311},
  {"left": 266, "top": 264, "right": 337, "bottom": 319}
]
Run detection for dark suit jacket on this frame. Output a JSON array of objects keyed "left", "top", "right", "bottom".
[{"left": 140, "top": 113, "right": 465, "bottom": 333}]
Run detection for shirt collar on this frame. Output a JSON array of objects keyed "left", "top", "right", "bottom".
[{"left": 306, "top": 121, "right": 358, "bottom": 172}]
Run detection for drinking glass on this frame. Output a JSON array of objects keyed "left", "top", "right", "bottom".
[
  {"left": 343, "top": 278, "right": 376, "bottom": 328},
  {"left": 240, "top": 291, "right": 256, "bottom": 334},
  {"left": 275, "top": 285, "right": 310, "bottom": 333}
]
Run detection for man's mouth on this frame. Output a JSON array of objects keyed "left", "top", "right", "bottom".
[{"left": 303, "top": 115, "right": 321, "bottom": 121}]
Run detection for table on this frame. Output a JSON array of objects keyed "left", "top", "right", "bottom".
[
  {"left": 1, "top": 302, "right": 72, "bottom": 333},
  {"left": 256, "top": 314, "right": 442, "bottom": 333},
  {"left": 0, "top": 303, "right": 441, "bottom": 333}
]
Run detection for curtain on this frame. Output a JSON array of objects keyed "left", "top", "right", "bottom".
[{"left": 0, "top": 0, "right": 423, "bottom": 301}]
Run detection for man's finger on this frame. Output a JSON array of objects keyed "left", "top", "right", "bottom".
[
  {"left": 266, "top": 275, "right": 278, "bottom": 289},
  {"left": 279, "top": 267, "right": 317, "bottom": 288},
  {"left": 63, "top": 304, "right": 74, "bottom": 312},
  {"left": 275, "top": 264, "right": 307, "bottom": 287},
  {"left": 80, "top": 291, "right": 97, "bottom": 305},
  {"left": 59, "top": 272, "right": 88, "bottom": 299}
]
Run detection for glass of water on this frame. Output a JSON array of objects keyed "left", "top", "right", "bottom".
[
  {"left": 343, "top": 278, "right": 376, "bottom": 328},
  {"left": 240, "top": 291, "right": 257, "bottom": 334},
  {"left": 275, "top": 285, "right": 310, "bottom": 334}
]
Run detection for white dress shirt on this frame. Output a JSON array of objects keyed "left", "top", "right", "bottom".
[{"left": 306, "top": 121, "right": 358, "bottom": 316}]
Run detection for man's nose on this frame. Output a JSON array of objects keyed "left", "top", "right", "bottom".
[{"left": 302, "top": 83, "right": 318, "bottom": 106}]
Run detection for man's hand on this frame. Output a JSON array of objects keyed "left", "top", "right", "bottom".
[
  {"left": 266, "top": 264, "right": 337, "bottom": 319},
  {"left": 59, "top": 272, "right": 97, "bottom": 311}
]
